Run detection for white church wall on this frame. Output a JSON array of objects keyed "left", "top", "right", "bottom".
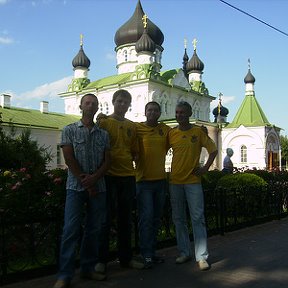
[
  {"left": 116, "top": 46, "right": 138, "bottom": 74},
  {"left": 63, "top": 94, "right": 81, "bottom": 115},
  {"left": 222, "top": 125, "right": 266, "bottom": 170}
]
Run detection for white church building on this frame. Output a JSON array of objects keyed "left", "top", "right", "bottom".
[{"left": 0, "top": 0, "right": 281, "bottom": 171}]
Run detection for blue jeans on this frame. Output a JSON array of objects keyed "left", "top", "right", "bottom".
[
  {"left": 170, "top": 183, "right": 208, "bottom": 262},
  {"left": 136, "top": 180, "right": 166, "bottom": 258},
  {"left": 57, "top": 189, "right": 106, "bottom": 281}
]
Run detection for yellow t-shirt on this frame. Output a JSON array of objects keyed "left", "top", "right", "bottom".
[
  {"left": 169, "top": 125, "right": 217, "bottom": 184},
  {"left": 135, "top": 122, "right": 171, "bottom": 182},
  {"left": 98, "top": 116, "right": 138, "bottom": 176}
]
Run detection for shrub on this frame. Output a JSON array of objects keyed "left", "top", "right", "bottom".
[
  {"left": 202, "top": 170, "right": 226, "bottom": 190},
  {"left": 216, "top": 172, "right": 267, "bottom": 190},
  {"left": 0, "top": 167, "right": 67, "bottom": 222},
  {"left": 0, "top": 125, "right": 51, "bottom": 172},
  {"left": 215, "top": 173, "right": 268, "bottom": 221}
]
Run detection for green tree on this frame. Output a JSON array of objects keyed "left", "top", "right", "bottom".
[
  {"left": 0, "top": 115, "right": 51, "bottom": 171},
  {"left": 280, "top": 135, "right": 288, "bottom": 169}
]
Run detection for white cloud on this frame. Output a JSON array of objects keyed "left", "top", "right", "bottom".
[
  {"left": 4, "top": 76, "right": 72, "bottom": 111},
  {"left": 222, "top": 96, "right": 235, "bottom": 104},
  {"left": 0, "top": 36, "right": 14, "bottom": 45},
  {"left": 211, "top": 95, "right": 235, "bottom": 106},
  {"left": 0, "top": 0, "right": 9, "bottom": 5},
  {"left": 19, "top": 76, "right": 72, "bottom": 100}
]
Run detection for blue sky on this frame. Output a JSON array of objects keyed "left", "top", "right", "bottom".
[{"left": 1, "top": 0, "right": 288, "bottom": 135}]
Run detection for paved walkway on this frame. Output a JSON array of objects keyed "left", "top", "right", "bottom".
[{"left": 5, "top": 217, "right": 288, "bottom": 288}]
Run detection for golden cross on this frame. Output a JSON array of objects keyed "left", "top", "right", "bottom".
[
  {"left": 192, "top": 38, "right": 197, "bottom": 51},
  {"left": 184, "top": 38, "right": 187, "bottom": 49},
  {"left": 80, "top": 34, "right": 83, "bottom": 47},
  {"left": 142, "top": 14, "right": 148, "bottom": 28},
  {"left": 218, "top": 92, "right": 223, "bottom": 114}
]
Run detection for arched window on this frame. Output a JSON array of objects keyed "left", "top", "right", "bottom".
[
  {"left": 164, "top": 102, "right": 168, "bottom": 115},
  {"left": 124, "top": 50, "right": 128, "bottom": 62},
  {"left": 241, "top": 145, "right": 247, "bottom": 163},
  {"left": 103, "top": 102, "right": 109, "bottom": 115},
  {"left": 99, "top": 103, "right": 103, "bottom": 113}
]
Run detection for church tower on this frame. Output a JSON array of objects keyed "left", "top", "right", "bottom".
[{"left": 221, "top": 60, "right": 281, "bottom": 170}]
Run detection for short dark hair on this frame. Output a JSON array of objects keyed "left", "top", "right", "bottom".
[
  {"left": 176, "top": 101, "right": 192, "bottom": 116},
  {"left": 80, "top": 93, "right": 98, "bottom": 105},
  {"left": 112, "top": 89, "right": 132, "bottom": 104},
  {"left": 145, "top": 101, "right": 161, "bottom": 113}
]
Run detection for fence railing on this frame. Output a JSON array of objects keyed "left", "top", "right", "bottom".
[{"left": 1, "top": 182, "right": 287, "bottom": 285}]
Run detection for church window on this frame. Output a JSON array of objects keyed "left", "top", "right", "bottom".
[
  {"left": 240, "top": 145, "right": 247, "bottom": 163},
  {"left": 105, "top": 103, "right": 109, "bottom": 115},
  {"left": 124, "top": 50, "right": 128, "bottom": 62},
  {"left": 164, "top": 102, "right": 168, "bottom": 114}
]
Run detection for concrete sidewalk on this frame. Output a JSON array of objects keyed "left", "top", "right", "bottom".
[{"left": 5, "top": 217, "right": 288, "bottom": 288}]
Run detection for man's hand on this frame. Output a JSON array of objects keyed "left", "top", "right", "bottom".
[
  {"left": 79, "top": 174, "right": 98, "bottom": 196},
  {"left": 193, "top": 166, "right": 208, "bottom": 176},
  {"left": 96, "top": 113, "right": 107, "bottom": 123}
]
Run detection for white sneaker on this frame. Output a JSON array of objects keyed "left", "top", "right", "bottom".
[
  {"left": 198, "top": 259, "right": 210, "bottom": 271},
  {"left": 95, "top": 262, "right": 106, "bottom": 274},
  {"left": 175, "top": 255, "right": 191, "bottom": 264},
  {"left": 128, "top": 259, "right": 145, "bottom": 270}
]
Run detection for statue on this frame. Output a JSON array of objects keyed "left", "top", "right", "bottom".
[{"left": 222, "top": 148, "right": 234, "bottom": 174}]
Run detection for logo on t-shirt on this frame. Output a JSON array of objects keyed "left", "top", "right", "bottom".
[{"left": 191, "top": 135, "right": 198, "bottom": 143}]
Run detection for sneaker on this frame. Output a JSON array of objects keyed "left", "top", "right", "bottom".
[
  {"left": 128, "top": 259, "right": 145, "bottom": 270},
  {"left": 152, "top": 256, "right": 165, "bottom": 264},
  {"left": 144, "top": 257, "right": 153, "bottom": 269},
  {"left": 80, "top": 271, "right": 107, "bottom": 281},
  {"left": 53, "top": 279, "right": 70, "bottom": 288},
  {"left": 175, "top": 255, "right": 191, "bottom": 264},
  {"left": 198, "top": 259, "right": 210, "bottom": 271},
  {"left": 95, "top": 262, "right": 106, "bottom": 274}
]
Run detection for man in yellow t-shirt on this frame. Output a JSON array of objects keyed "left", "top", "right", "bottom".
[
  {"left": 135, "top": 101, "right": 171, "bottom": 268},
  {"left": 169, "top": 101, "right": 217, "bottom": 271},
  {"left": 97, "top": 89, "right": 144, "bottom": 273}
]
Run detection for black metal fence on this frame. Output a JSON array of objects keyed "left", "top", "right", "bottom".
[{"left": 1, "top": 182, "right": 287, "bottom": 285}]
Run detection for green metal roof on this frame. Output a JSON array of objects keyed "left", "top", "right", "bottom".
[
  {"left": 86, "top": 72, "right": 133, "bottom": 89},
  {"left": 0, "top": 107, "right": 80, "bottom": 130},
  {"left": 85, "top": 69, "right": 180, "bottom": 89},
  {"left": 160, "top": 69, "right": 178, "bottom": 83},
  {"left": 227, "top": 95, "right": 270, "bottom": 128}
]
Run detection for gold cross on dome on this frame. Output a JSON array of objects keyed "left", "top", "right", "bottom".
[
  {"left": 80, "top": 33, "right": 83, "bottom": 47},
  {"left": 142, "top": 14, "right": 148, "bottom": 28},
  {"left": 184, "top": 38, "right": 187, "bottom": 49},
  {"left": 192, "top": 38, "right": 197, "bottom": 51},
  {"left": 218, "top": 92, "right": 223, "bottom": 114},
  {"left": 218, "top": 92, "right": 223, "bottom": 101}
]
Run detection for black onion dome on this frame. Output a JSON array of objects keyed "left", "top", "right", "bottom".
[
  {"left": 183, "top": 48, "right": 189, "bottom": 63},
  {"left": 72, "top": 46, "right": 90, "bottom": 69},
  {"left": 114, "top": 0, "right": 164, "bottom": 47},
  {"left": 186, "top": 50, "right": 204, "bottom": 73},
  {"left": 212, "top": 103, "right": 229, "bottom": 117},
  {"left": 135, "top": 28, "right": 156, "bottom": 53},
  {"left": 182, "top": 48, "right": 189, "bottom": 73},
  {"left": 244, "top": 69, "right": 255, "bottom": 84}
]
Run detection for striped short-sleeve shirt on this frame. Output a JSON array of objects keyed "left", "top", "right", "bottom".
[{"left": 61, "top": 120, "right": 110, "bottom": 192}]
